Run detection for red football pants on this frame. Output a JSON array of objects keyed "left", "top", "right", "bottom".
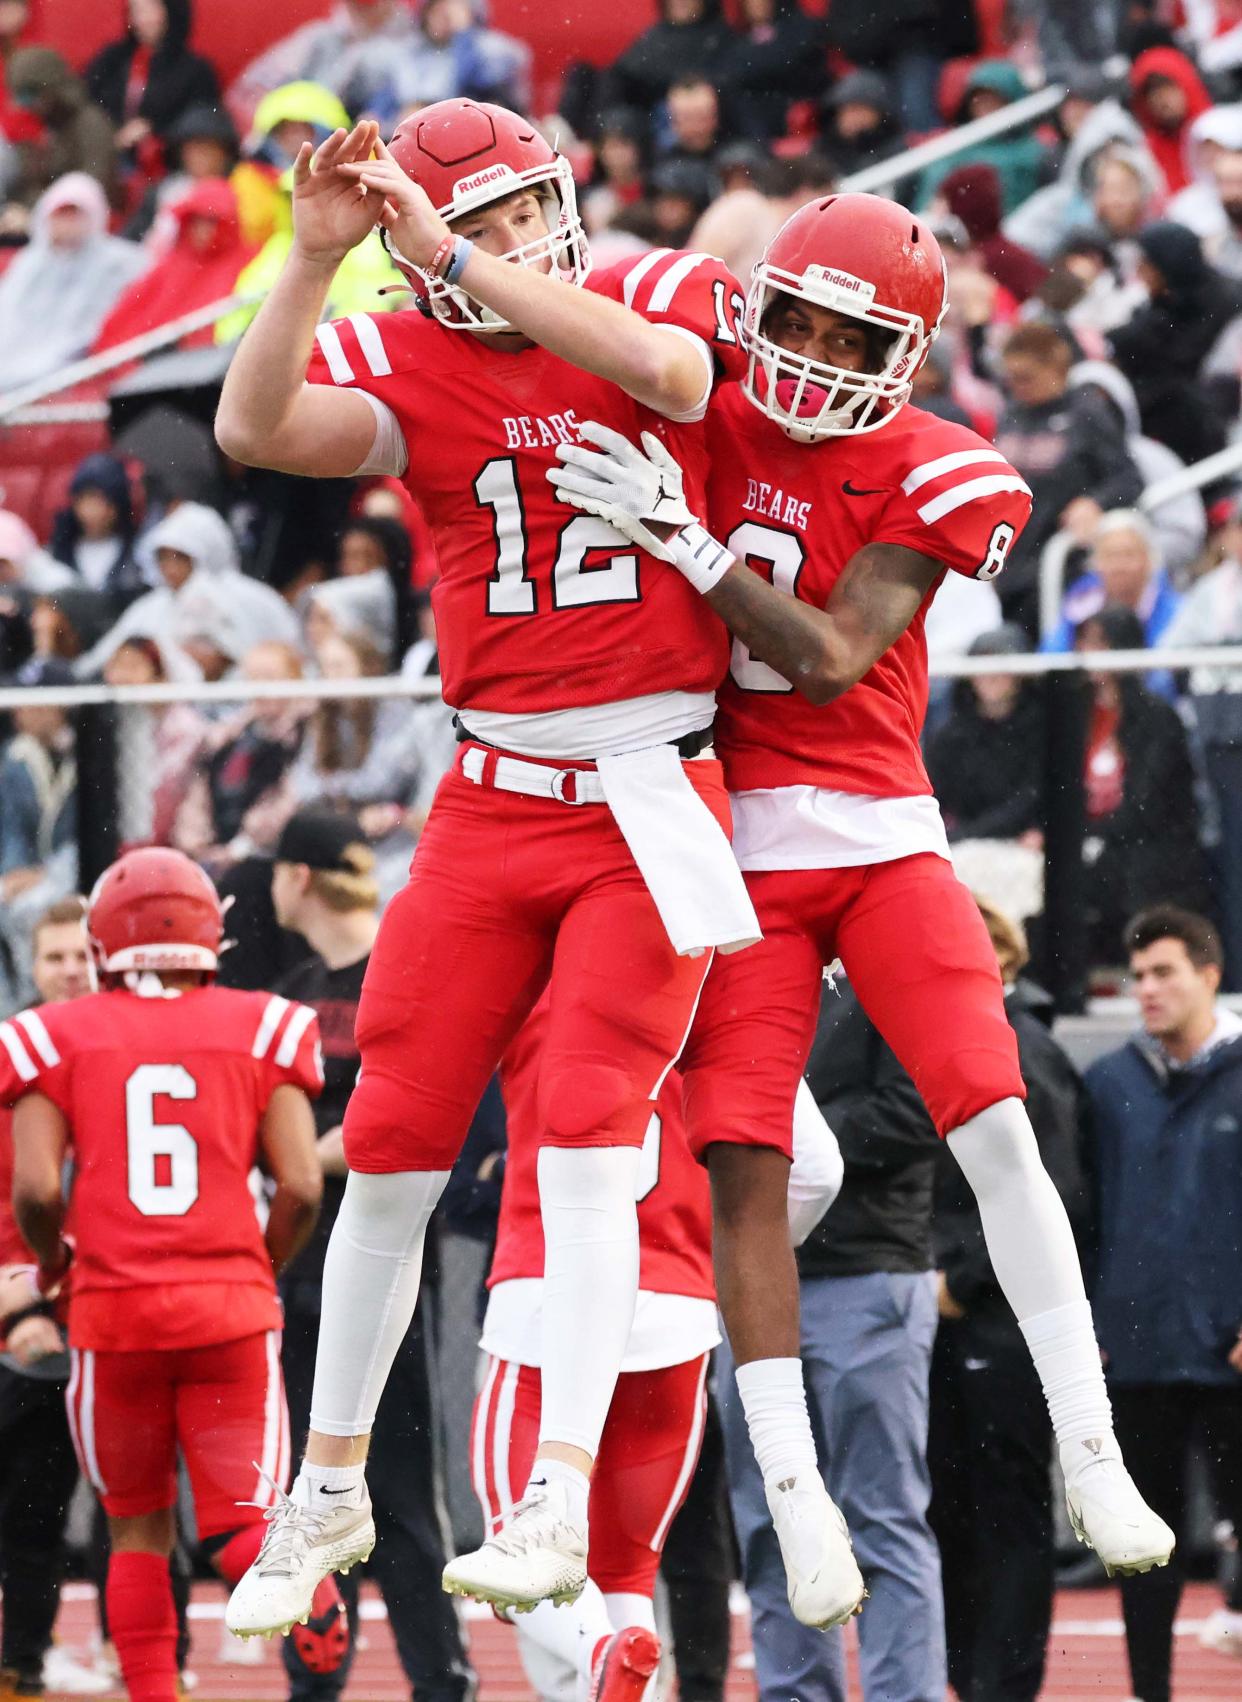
[
  {"left": 342, "top": 753, "right": 726, "bottom": 1173},
  {"left": 682, "top": 852, "right": 1024, "bottom": 1157},
  {"left": 471, "top": 1353, "right": 710, "bottom": 1596},
  {"left": 66, "top": 1330, "right": 288, "bottom": 1536}
]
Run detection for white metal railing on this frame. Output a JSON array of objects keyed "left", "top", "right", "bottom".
[
  {"left": 0, "top": 292, "right": 260, "bottom": 424},
  {"left": 839, "top": 84, "right": 1066, "bottom": 196},
  {"left": 2, "top": 644, "right": 1240, "bottom": 716}
]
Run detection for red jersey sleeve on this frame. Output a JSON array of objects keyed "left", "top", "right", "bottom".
[
  {"left": 0, "top": 1007, "right": 74, "bottom": 1114},
  {"left": 590, "top": 249, "right": 748, "bottom": 387},
  {"left": 247, "top": 993, "right": 324, "bottom": 1104},
  {"left": 872, "top": 446, "right": 1033, "bottom": 582}
]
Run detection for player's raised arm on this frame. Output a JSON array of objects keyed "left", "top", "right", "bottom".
[
  {"left": 11, "top": 1092, "right": 71, "bottom": 1277},
  {"left": 215, "top": 123, "right": 393, "bottom": 476},
  {"left": 341, "top": 138, "right": 713, "bottom": 419},
  {"left": 258, "top": 1083, "right": 323, "bottom": 1275}
]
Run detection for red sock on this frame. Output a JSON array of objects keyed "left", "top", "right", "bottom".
[
  {"left": 211, "top": 1521, "right": 265, "bottom": 1586},
  {"left": 106, "top": 1551, "right": 178, "bottom": 1702}
]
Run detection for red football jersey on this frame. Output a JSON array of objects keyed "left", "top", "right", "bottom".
[
  {"left": 0, "top": 989, "right": 322, "bottom": 1352},
  {"left": 306, "top": 250, "right": 746, "bottom": 716},
  {"left": 0, "top": 1105, "right": 25, "bottom": 1268},
  {"left": 488, "top": 1002, "right": 713, "bottom": 1303},
  {"left": 706, "top": 391, "right": 1033, "bottom": 797}
]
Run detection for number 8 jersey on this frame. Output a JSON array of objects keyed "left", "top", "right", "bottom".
[
  {"left": 0, "top": 987, "right": 322, "bottom": 1352},
  {"left": 305, "top": 249, "right": 746, "bottom": 719}
]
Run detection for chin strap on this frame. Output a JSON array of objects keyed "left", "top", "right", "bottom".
[{"left": 124, "top": 971, "right": 184, "bottom": 999}]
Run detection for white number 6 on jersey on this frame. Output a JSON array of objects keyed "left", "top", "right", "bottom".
[{"left": 126, "top": 1064, "right": 199, "bottom": 1216}]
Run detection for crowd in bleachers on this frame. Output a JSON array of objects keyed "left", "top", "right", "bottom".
[{"left": 3, "top": 0, "right": 1242, "bottom": 1002}]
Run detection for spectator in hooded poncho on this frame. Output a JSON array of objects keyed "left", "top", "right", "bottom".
[
  {"left": 94, "top": 177, "right": 257, "bottom": 357},
  {"left": 1004, "top": 84, "right": 1153, "bottom": 262},
  {"left": 1166, "top": 103, "right": 1242, "bottom": 238},
  {"left": 1128, "top": 45, "right": 1214, "bottom": 196},
  {"left": 0, "top": 173, "right": 145, "bottom": 391},
  {"left": 0, "top": 510, "right": 74, "bottom": 598},
  {"left": 78, "top": 501, "right": 299, "bottom": 678},
  {"left": 917, "top": 61, "right": 1050, "bottom": 215},
  {"left": 85, "top": 0, "right": 219, "bottom": 160},
  {"left": 1109, "top": 220, "right": 1242, "bottom": 466},
  {"left": 601, "top": 0, "right": 734, "bottom": 116},
  {"left": 47, "top": 453, "right": 149, "bottom": 609}
]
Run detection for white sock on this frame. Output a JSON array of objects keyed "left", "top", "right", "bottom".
[
  {"left": 536, "top": 1144, "right": 641, "bottom": 1459},
  {"left": 948, "top": 1100, "right": 1112, "bottom": 1448},
  {"left": 734, "top": 1357, "right": 818, "bottom": 1486},
  {"left": 308, "top": 1168, "right": 447, "bottom": 1436},
  {"left": 293, "top": 1459, "right": 367, "bottom": 1511},
  {"left": 517, "top": 1576, "right": 612, "bottom": 1682},
  {"left": 603, "top": 1591, "right": 656, "bottom": 1633},
  {"left": 526, "top": 1456, "right": 590, "bottom": 1532}
]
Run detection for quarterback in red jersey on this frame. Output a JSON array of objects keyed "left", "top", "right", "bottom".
[
  {"left": 0, "top": 851, "right": 324, "bottom": 1702},
  {"left": 474, "top": 997, "right": 843, "bottom": 1702},
  {"left": 218, "top": 98, "right": 764, "bottom": 1633},
  {"left": 550, "top": 192, "right": 1175, "bottom": 1602}
]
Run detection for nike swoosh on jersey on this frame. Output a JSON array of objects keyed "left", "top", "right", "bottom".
[{"left": 841, "top": 479, "right": 886, "bottom": 496}]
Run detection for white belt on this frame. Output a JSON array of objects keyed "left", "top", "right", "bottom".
[{"left": 460, "top": 744, "right": 607, "bottom": 804}]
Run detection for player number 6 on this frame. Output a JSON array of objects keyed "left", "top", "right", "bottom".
[{"left": 125, "top": 1064, "right": 200, "bottom": 1217}]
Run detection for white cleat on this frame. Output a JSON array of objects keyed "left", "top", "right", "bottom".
[
  {"left": 1063, "top": 1444, "right": 1175, "bottom": 1578},
  {"left": 767, "top": 1474, "right": 866, "bottom": 1630},
  {"left": 225, "top": 1487, "right": 375, "bottom": 1638},
  {"left": 1199, "top": 1607, "right": 1242, "bottom": 1657},
  {"left": 442, "top": 1479, "right": 587, "bottom": 1612}
]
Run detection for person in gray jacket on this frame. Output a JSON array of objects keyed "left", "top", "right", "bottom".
[{"left": 1084, "top": 905, "right": 1242, "bottom": 1697}]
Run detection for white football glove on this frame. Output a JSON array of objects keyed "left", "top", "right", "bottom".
[{"left": 547, "top": 420, "right": 698, "bottom": 563}]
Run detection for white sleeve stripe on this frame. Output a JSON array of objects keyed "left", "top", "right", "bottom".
[
  {"left": 252, "top": 995, "right": 290, "bottom": 1060},
  {"left": 621, "top": 247, "right": 673, "bottom": 308},
  {"left": 275, "top": 1003, "right": 316, "bottom": 1069},
  {"left": 0, "top": 1021, "right": 37, "bottom": 1082},
  {"left": 652, "top": 324, "right": 714, "bottom": 422},
  {"left": 13, "top": 1009, "right": 60, "bottom": 1067},
  {"left": 917, "top": 474, "right": 1031, "bottom": 525},
  {"left": 647, "top": 251, "right": 709, "bottom": 314},
  {"left": 348, "top": 312, "right": 392, "bottom": 377},
  {"left": 901, "top": 448, "right": 1007, "bottom": 495},
  {"left": 314, "top": 322, "right": 354, "bottom": 385},
  {"left": 353, "top": 388, "right": 409, "bottom": 478}
]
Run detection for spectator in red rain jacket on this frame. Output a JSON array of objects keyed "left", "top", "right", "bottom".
[
  {"left": 1128, "top": 46, "right": 1214, "bottom": 194},
  {"left": 93, "top": 177, "right": 257, "bottom": 355}
]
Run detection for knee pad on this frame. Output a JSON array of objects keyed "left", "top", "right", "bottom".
[{"left": 538, "top": 1057, "right": 650, "bottom": 1147}]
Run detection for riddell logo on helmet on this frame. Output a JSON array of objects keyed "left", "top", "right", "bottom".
[
  {"left": 454, "top": 164, "right": 519, "bottom": 200},
  {"left": 803, "top": 266, "right": 876, "bottom": 303}
]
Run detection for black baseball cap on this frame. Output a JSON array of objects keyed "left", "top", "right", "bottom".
[{"left": 274, "top": 808, "right": 367, "bottom": 872}]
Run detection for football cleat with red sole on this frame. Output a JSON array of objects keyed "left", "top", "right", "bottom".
[
  {"left": 289, "top": 1577, "right": 350, "bottom": 1675},
  {"left": 587, "top": 1627, "right": 661, "bottom": 1702}
]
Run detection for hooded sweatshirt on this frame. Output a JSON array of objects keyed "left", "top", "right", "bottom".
[
  {"left": 938, "top": 162, "right": 1047, "bottom": 300},
  {"left": 93, "top": 178, "right": 257, "bottom": 356},
  {"left": 1128, "top": 46, "right": 1214, "bottom": 195},
  {"left": 1166, "top": 103, "right": 1242, "bottom": 238},
  {"left": 0, "top": 173, "right": 146, "bottom": 391},
  {"left": 78, "top": 502, "right": 300, "bottom": 678},
  {"left": 820, "top": 70, "right": 907, "bottom": 178},
  {"left": 85, "top": 0, "right": 219, "bottom": 141},
  {"left": 918, "top": 61, "right": 1049, "bottom": 213},
  {"left": 6, "top": 47, "right": 118, "bottom": 205},
  {"left": 48, "top": 452, "right": 148, "bottom": 606}
]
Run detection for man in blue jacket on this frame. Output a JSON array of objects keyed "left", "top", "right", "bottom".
[{"left": 1084, "top": 904, "right": 1242, "bottom": 1702}]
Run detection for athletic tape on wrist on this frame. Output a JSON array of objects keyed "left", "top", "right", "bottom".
[
  {"left": 444, "top": 238, "right": 475, "bottom": 285},
  {"left": 671, "top": 522, "right": 733, "bottom": 593}
]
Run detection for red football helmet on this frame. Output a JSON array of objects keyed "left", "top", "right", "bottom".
[
  {"left": 742, "top": 193, "right": 948, "bottom": 441},
  {"left": 386, "top": 99, "right": 590, "bottom": 333},
  {"left": 87, "top": 848, "right": 223, "bottom": 979}
]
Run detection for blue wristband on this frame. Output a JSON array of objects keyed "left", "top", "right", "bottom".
[{"left": 443, "top": 238, "right": 474, "bottom": 286}]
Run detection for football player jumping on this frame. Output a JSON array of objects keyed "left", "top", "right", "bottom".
[
  {"left": 0, "top": 850, "right": 325, "bottom": 1702},
  {"left": 217, "top": 102, "right": 865, "bottom": 1635},
  {"left": 550, "top": 193, "right": 1175, "bottom": 1597}
]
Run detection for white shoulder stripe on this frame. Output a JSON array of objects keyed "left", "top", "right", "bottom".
[
  {"left": 621, "top": 247, "right": 673, "bottom": 308},
  {"left": 901, "top": 448, "right": 1006, "bottom": 495},
  {"left": 348, "top": 313, "right": 392, "bottom": 378},
  {"left": 13, "top": 1009, "right": 60, "bottom": 1067},
  {"left": 917, "top": 474, "right": 1031, "bottom": 525},
  {"left": 647, "top": 251, "right": 709, "bottom": 314},
  {"left": 275, "top": 1003, "right": 316, "bottom": 1069},
  {"left": 0, "top": 1021, "right": 37, "bottom": 1082},
  {"left": 314, "top": 322, "right": 354, "bottom": 385},
  {"left": 252, "top": 995, "right": 290, "bottom": 1061}
]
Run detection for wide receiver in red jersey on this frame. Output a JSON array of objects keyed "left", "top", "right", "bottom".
[
  {"left": 0, "top": 850, "right": 324, "bottom": 1702},
  {"left": 217, "top": 98, "right": 798, "bottom": 1637},
  {"left": 476, "top": 997, "right": 843, "bottom": 1702},
  {"left": 550, "top": 192, "right": 1176, "bottom": 1595}
]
